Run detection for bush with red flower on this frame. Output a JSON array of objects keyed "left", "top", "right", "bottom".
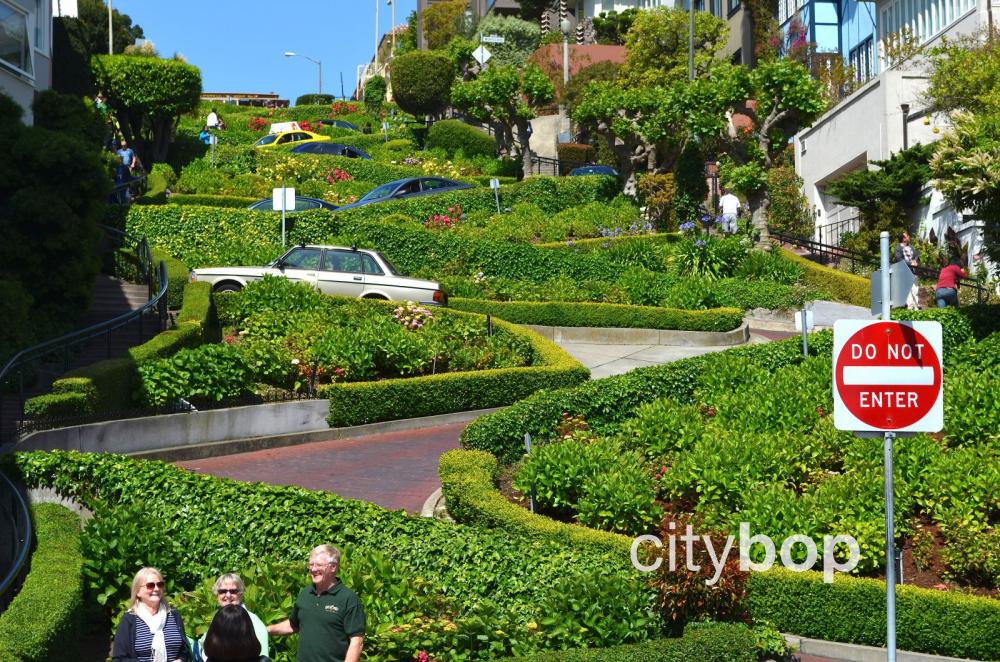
[{"left": 424, "top": 205, "right": 462, "bottom": 230}]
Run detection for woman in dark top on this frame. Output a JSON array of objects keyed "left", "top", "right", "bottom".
[
  {"left": 112, "top": 567, "right": 190, "bottom": 662},
  {"left": 203, "top": 605, "right": 264, "bottom": 662}
]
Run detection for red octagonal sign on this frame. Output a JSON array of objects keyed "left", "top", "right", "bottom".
[{"left": 833, "top": 320, "right": 943, "bottom": 432}]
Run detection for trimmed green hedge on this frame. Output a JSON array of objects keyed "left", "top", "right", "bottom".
[
  {"left": 440, "top": 449, "right": 628, "bottom": 558},
  {"left": 23, "top": 281, "right": 214, "bottom": 420},
  {"left": 512, "top": 622, "right": 757, "bottom": 662},
  {"left": 448, "top": 298, "right": 744, "bottom": 332},
  {"left": 426, "top": 119, "right": 496, "bottom": 158},
  {"left": 166, "top": 194, "right": 258, "bottom": 208},
  {"left": 781, "top": 248, "right": 869, "bottom": 307},
  {"left": 322, "top": 316, "right": 587, "bottom": 426},
  {"left": 0, "top": 503, "right": 84, "bottom": 661},
  {"left": 746, "top": 568, "right": 1000, "bottom": 660},
  {"left": 153, "top": 248, "right": 188, "bottom": 309}
]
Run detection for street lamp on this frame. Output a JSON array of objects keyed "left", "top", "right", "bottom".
[
  {"left": 285, "top": 51, "right": 323, "bottom": 95},
  {"left": 688, "top": 0, "right": 696, "bottom": 81},
  {"left": 560, "top": 17, "right": 571, "bottom": 86},
  {"left": 107, "top": 0, "right": 113, "bottom": 54},
  {"left": 900, "top": 103, "right": 910, "bottom": 150}
]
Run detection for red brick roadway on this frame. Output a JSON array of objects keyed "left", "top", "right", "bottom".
[{"left": 176, "top": 422, "right": 465, "bottom": 513}]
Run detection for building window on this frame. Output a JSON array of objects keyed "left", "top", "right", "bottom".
[
  {"left": 0, "top": 1, "right": 33, "bottom": 78},
  {"left": 849, "top": 36, "right": 874, "bottom": 82},
  {"left": 728, "top": 0, "right": 741, "bottom": 15}
]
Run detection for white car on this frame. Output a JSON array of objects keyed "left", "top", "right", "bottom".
[{"left": 189, "top": 244, "right": 446, "bottom": 306}]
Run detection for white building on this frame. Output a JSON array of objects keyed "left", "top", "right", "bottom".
[
  {"left": 794, "top": 0, "right": 996, "bottom": 267},
  {"left": 0, "top": 0, "right": 53, "bottom": 124}
]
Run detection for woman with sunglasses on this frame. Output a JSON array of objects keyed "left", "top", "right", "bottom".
[
  {"left": 193, "top": 574, "right": 268, "bottom": 661},
  {"left": 113, "top": 567, "right": 191, "bottom": 662}
]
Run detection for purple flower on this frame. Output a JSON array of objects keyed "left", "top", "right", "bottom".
[
  {"left": 695, "top": 239, "right": 706, "bottom": 248},
  {"left": 680, "top": 221, "right": 696, "bottom": 231}
]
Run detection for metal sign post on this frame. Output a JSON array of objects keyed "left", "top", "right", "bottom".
[
  {"left": 524, "top": 433, "right": 536, "bottom": 513},
  {"left": 273, "top": 186, "right": 295, "bottom": 247},
  {"left": 209, "top": 133, "right": 218, "bottom": 167},
  {"left": 490, "top": 177, "right": 501, "bottom": 213},
  {"left": 879, "top": 230, "right": 897, "bottom": 662}
]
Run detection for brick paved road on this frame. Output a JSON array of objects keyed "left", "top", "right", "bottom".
[{"left": 176, "top": 422, "right": 465, "bottom": 514}]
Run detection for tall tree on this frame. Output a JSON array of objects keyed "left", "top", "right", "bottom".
[
  {"left": 518, "top": 0, "right": 554, "bottom": 22},
  {"left": 620, "top": 6, "right": 728, "bottom": 87},
  {"left": 423, "top": 0, "right": 467, "bottom": 50},
  {"left": 451, "top": 63, "right": 555, "bottom": 177},
  {"left": 91, "top": 55, "right": 202, "bottom": 164},
  {"left": 77, "top": 0, "right": 144, "bottom": 55}
]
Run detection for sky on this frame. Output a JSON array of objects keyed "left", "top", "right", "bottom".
[{"left": 113, "top": 0, "right": 417, "bottom": 104}]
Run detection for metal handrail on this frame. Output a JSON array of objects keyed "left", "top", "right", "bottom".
[
  {"left": 774, "top": 231, "right": 995, "bottom": 304},
  {"left": 0, "top": 470, "right": 32, "bottom": 612}
]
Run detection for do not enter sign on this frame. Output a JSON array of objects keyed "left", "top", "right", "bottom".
[{"left": 833, "top": 320, "right": 943, "bottom": 432}]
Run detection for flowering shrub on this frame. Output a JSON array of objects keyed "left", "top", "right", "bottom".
[
  {"left": 424, "top": 205, "right": 462, "bottom": 230},
  {"left": 330, "top": 101, "right": 359, "bottom": 115},
  {"left": 393, "top": 301, "right": 435, "bottom": 330},
  {"left": 598, "top": 221, "right": 654, "bottom": 239},
  {"left": 247, "top": 117, "right": 267, "bottom": 132},
  {"left": 325, "top": 168, "right": 352, "bottom": 183}
]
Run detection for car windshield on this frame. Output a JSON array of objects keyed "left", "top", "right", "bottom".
[
  {"left": 375, "top": 252, "right": 403, "bottom": 276},
  {"left": 359, "top": 182, "right": 399, "bottom": 202},
  {"left": 255, "top": 134, "right": 278, "bottom": 146}
]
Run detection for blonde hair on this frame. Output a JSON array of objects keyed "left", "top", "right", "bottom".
[{"left": 128, "top": 567, "right": 168, "bottom": 613}]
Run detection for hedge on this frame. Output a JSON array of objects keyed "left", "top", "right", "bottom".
[
  {"left": 746, "top": 568, "right": 1000, "bottom": 660},
  {"left": 426, "top": 119, "right": 496, "bottom": 159},
  {"left": 294, "top": 93, "right": 335, "bottom": 106},
  {"left": 511, "top": 623, "right": 758, "bottom": 662},
  {"left": 0, "top": 503, "right": 84, "bottom": 661},
  {"left": 448, "top": 299, "right": 744, "bottom": 332},
  {"left": 322, "top": 315, "right": 588, "bottom": 427},
  {"left": 535, "top": 232, "right": 682, "bottom": 252},
  {"left": 780, "top": 248, "right": 869, "bottom": 307},
  {"left": 23, "top": 281, "right": 214, "bottom": 421},
  {"left": 165, "top": 194, "right": 258, "bottom": 208},
  {"left": 262, "top": 150, "right": 424, "bottom": 184},
  {"left": 154, "top": 248, "right": 188, "bottom": 309}
]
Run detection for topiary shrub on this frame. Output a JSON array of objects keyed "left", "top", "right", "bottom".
[
  {"left": 426, "top": 119, "right": 495, "bottom": 158},
  {"left": 638, "top": 173, "right": 677, "bottom": 231},
  {"left": 294, "top": 93, "right": 335, "bottom": 106},
  {"left": 390, "top": 51, "right": 454, "bottom": 117},
  {"left": 363, "top": 75, "right": 387, "bottom": 117},
  {"left": 557, "top": 143, "right": 596, "bottom": 173}
]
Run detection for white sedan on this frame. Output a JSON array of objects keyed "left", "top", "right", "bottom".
[{"left": 189, "top": 244, "right": 446, "bottom": 306}]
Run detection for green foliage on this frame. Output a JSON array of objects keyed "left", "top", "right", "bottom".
[
  {"left": 474, "top": 15, "right": 542, "bottom": 68},
  {"left": 389, "top": 50, "right": 455, "bottom": 117},
  {"left": 781, "top": 248, "right": 870, "bottom": 306},
  {"left": 423, "top": 0, "right": 467, "bottom": 50},
  {"left": 563, "top": 61, "right": 621, "bottom": 112},
  {"left": 0, "top": 504, "right": 84, "bottom": 661},
  {"left": 826, "top": 144, "right": 935, "bottom": 227},
  {"left": 362, "top": 76, "right": 387, "bottom": 117},
  {"left": 926, "top": 34, "right": 1000, "bottom": 114},
  {"left": 31, "top": 90, "right": 106, "bottom": 147},
  {"left": 765, "top": 164, "right": 813, "bottom": 236},
  {"left": 448, "top": 299, "right": 744, "bottom": 332},
  {"left": 556, "top": 143, "right": 596, "bottom": 170},
  {"left": 637, "top": 173, "right": 677, "bottom": 230},
  {"left": 90, "top": 54, "right": 202, "bottom": 163},
  {"left": 426, "top": 119, "right": 495, "bottom": 159},
  {"left": 159, "top": 194, "right": 258, "bottom": 208},
  {"left": 592, "top": 9, "right": 641, "bottom": 45},
  {"left": 51, "top": 17, "right": 95, "bottom": 95},
  {"left": 76, "top": 0, "right": 144, "bottom": 56},
  {"left": 620, "top": 7, "right": 729, "bottom": 87},
  {"left": 294, "top": 94, "right": 335, "bottom": 106}
]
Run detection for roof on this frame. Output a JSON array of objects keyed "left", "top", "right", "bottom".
[{"left": 530, "top": 44, "right": 627, "bottom": 78}]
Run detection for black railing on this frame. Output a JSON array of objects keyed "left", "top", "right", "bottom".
[
  {"left": 815, "top": 216, "right": 861, "bottom": 247},
  {"left": 109, "top": 173, "right": 148, "bottom": 205},
  {"left": 0, "top": 470, "right": 32, "bottom": 613},
  {"left": 0, "top": 226, "right": 169, "bottom": 444},
  {"left": 774, "top": 231, "right": 995, "bottom": 304}
]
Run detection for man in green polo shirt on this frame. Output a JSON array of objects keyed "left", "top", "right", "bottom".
[{"left": 267, "top": 544, "right": 365, "bottom": 662}]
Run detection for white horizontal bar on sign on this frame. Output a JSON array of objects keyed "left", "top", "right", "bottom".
[{"left": 842, "top": 366, "right": 935, "bottom": 386}]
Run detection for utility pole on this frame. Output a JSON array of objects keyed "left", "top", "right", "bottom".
[
  {"left": 108, "top": 0, "right": 113, "bottom": 54},
  {"left": 374, "top": 0, "right": 380, "bottom": 72},
  {"left": 389, "top": 0, "right": 396, "bottom": 55},
  {"left": 688, "top": 0, "right": 695, "bottom": 81}
]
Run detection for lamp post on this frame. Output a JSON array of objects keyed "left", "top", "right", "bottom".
[
  {"left": 107, "top": 0, "right": 113, "bottom": 54},
  {"left": 560, "top": 17, "right": 572, "bottom": 138},
  {"left": 900, "top": 103, "right": 910, "bottom": 150},
  {"left": 284, "top": 52, "right": 323, "bottom": 95},
  {"left": 688, "top": 0, "right": 695, "bottom": 81},
  {"left": 375, "top": 0, "right": 380, "bottom": 72}
]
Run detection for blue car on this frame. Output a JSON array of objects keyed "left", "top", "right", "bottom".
[
  {"left": 569, "top": 164, "right": 619, "bottom": 177},
  {"left": 336, "top": 177, "right": 474, "bottom": 211},
  {"left": 247, "top": 196, "right": 338, "bottom": 212},
  {"left": 320, "top": 119, "right": 360, "bottom": 131},
  {"left": 289, "top": 142, "right": 371, "bottom": 159}
]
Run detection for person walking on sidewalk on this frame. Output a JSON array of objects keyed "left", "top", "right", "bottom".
[
  {"left": 719, "top": 188, "right": 741, "bottom": 234},
  {"left": 935, "top": 259, "right": 968, "bottom": 308},
  {"left": 267, "top": 545, "right": 365, "bottom": 662},
  {"left": 893, "top": 231, "right": 922, "bottom": 309}
]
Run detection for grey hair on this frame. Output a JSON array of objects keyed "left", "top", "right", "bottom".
[
  {"left": 213, "top": 572, "right": 246, "bottom": 595},
  {"left": 309, "top": 544, "right": 341, "bottom": 565}
]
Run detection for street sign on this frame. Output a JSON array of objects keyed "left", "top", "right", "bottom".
[
  {"left": 870, "top": 261, "right": 918, "bottom": 315},
  {"left": 481, "top": 34, "right": 506, "bottom": 44},
  {"left": 833, "top": 320, "right": 943, "bottom": 432},
  {"left": 472, "top": 45, "right": 492, "bottom": 65},
  {"left": 489, "top": 178, "right": 500, "bottom": 190},
  {"left": 272, "top": 187, "right": 295, "bottom": 212}
]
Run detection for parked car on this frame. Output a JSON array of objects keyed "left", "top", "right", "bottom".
[
  {"left": 289, "top": 142, "right": 371, "bottom": 159},
  {"left": 336, "top": 177, "right": 474, "bottom": 211},
  {"left": 568, "top": 164, "right": 619, "bottom": 177},
  {"left": 189, "top": 244, "right": 446, "bottom": 305},
  {"left": 253, "top": 130, "right": 330, "bottom": 149},
  {"left": 320, "top": 119, "right": 360, "bottom": 131},
  {"left": 246, "top": 196, "right": 338, "bottom": 212}
]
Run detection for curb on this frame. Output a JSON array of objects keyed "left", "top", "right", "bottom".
[
  {"left": 130, "top": 407, "right": 502, "bottom": 462},
  {"left": 420, "top": 488, "right": 442, "bottom": 518},
  {"left": 784, "top": 635, "right": 980, "bottom": 662}
]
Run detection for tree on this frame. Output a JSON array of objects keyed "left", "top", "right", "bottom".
[
  {"left": 620, "top": 6, "right": 729, "bottom": 87},
  {"left": 423, "top": 0, "right": 467, "bottom": 51},
  {"left": 926, "top": 32, "right": 1000, "bottom": 115},
  {"left": 451, "top": 63, "right": 555, "bottom": 177},
  {"left": 517, "top": 0, "right": 553, "bottom": 22},
  {"left": 474, "top": 15, "right": 542, "bottom": 68},
  {"left": 826, "top": 144, "right": 935, "bottom": 227},
  {"left": 77, "top": 0, "right": 143, "bottom": 56},
  {"left": 395, "top": 10, "right": 420, "bottom": 56},
  {"left": 364, "top": 75, "right": 387, "bottom": 118},
  {"left": 91, "top": 55, "right": 202, "bottom": 164},
  {"left": 0, "top": 92, "right": 107, "bottom": 356},
  {"left": 563, "top": 60, "right": 620, "bottom": 112},
  {"left": 592, "top": 8, "right": 640, "bottom": 45},
  {"left": 52, "top": 17, "right": 94, "bottom": 95},
  {"left": 390, "top": 51, "right": 455, "bottom": 118}
]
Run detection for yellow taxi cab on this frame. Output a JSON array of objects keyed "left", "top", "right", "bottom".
[{"left": 253, "top": 130, "right": 331, "bottom": 149}]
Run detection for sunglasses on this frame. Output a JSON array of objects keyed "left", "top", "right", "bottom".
[
  {"left": 144, "top": 581, "right": 165, "bottom": 590},
  {"left": 217, "top": 589, "right": 241, "bottom": 596}
]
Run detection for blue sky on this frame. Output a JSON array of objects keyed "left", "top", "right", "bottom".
[{"left": 114, "top": 0, "right": 416, "bottom": 104}]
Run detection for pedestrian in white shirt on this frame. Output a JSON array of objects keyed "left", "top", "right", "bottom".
[
  {"left": 719, "top": 189, "right": 741, "bottom": 234},
  {"left": 206, "top": 108, "right": 219, "bottom": 129}
]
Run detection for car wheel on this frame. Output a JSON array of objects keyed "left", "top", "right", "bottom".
[
  {"left": 362, "top": 293, "right": 388, "bottom": 300},
  {"left": 214, "top": 282, "right": 243, "bottom": 293}
]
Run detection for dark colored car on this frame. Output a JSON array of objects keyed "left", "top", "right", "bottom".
[
  {"left": 336, "top": 177, "right": 475, "bottom": 211},
  {"left": 569, "top": 164, "right": 619, "bottom": 177},
  {"left": 247, "top": 196, "right": 339, "bottom": 212},
  {"left": 289, "top": 142, "right": 371, "bottom": 159},
  {"left": 320, "top": 119, "right": 360, "bottom": 131}
]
